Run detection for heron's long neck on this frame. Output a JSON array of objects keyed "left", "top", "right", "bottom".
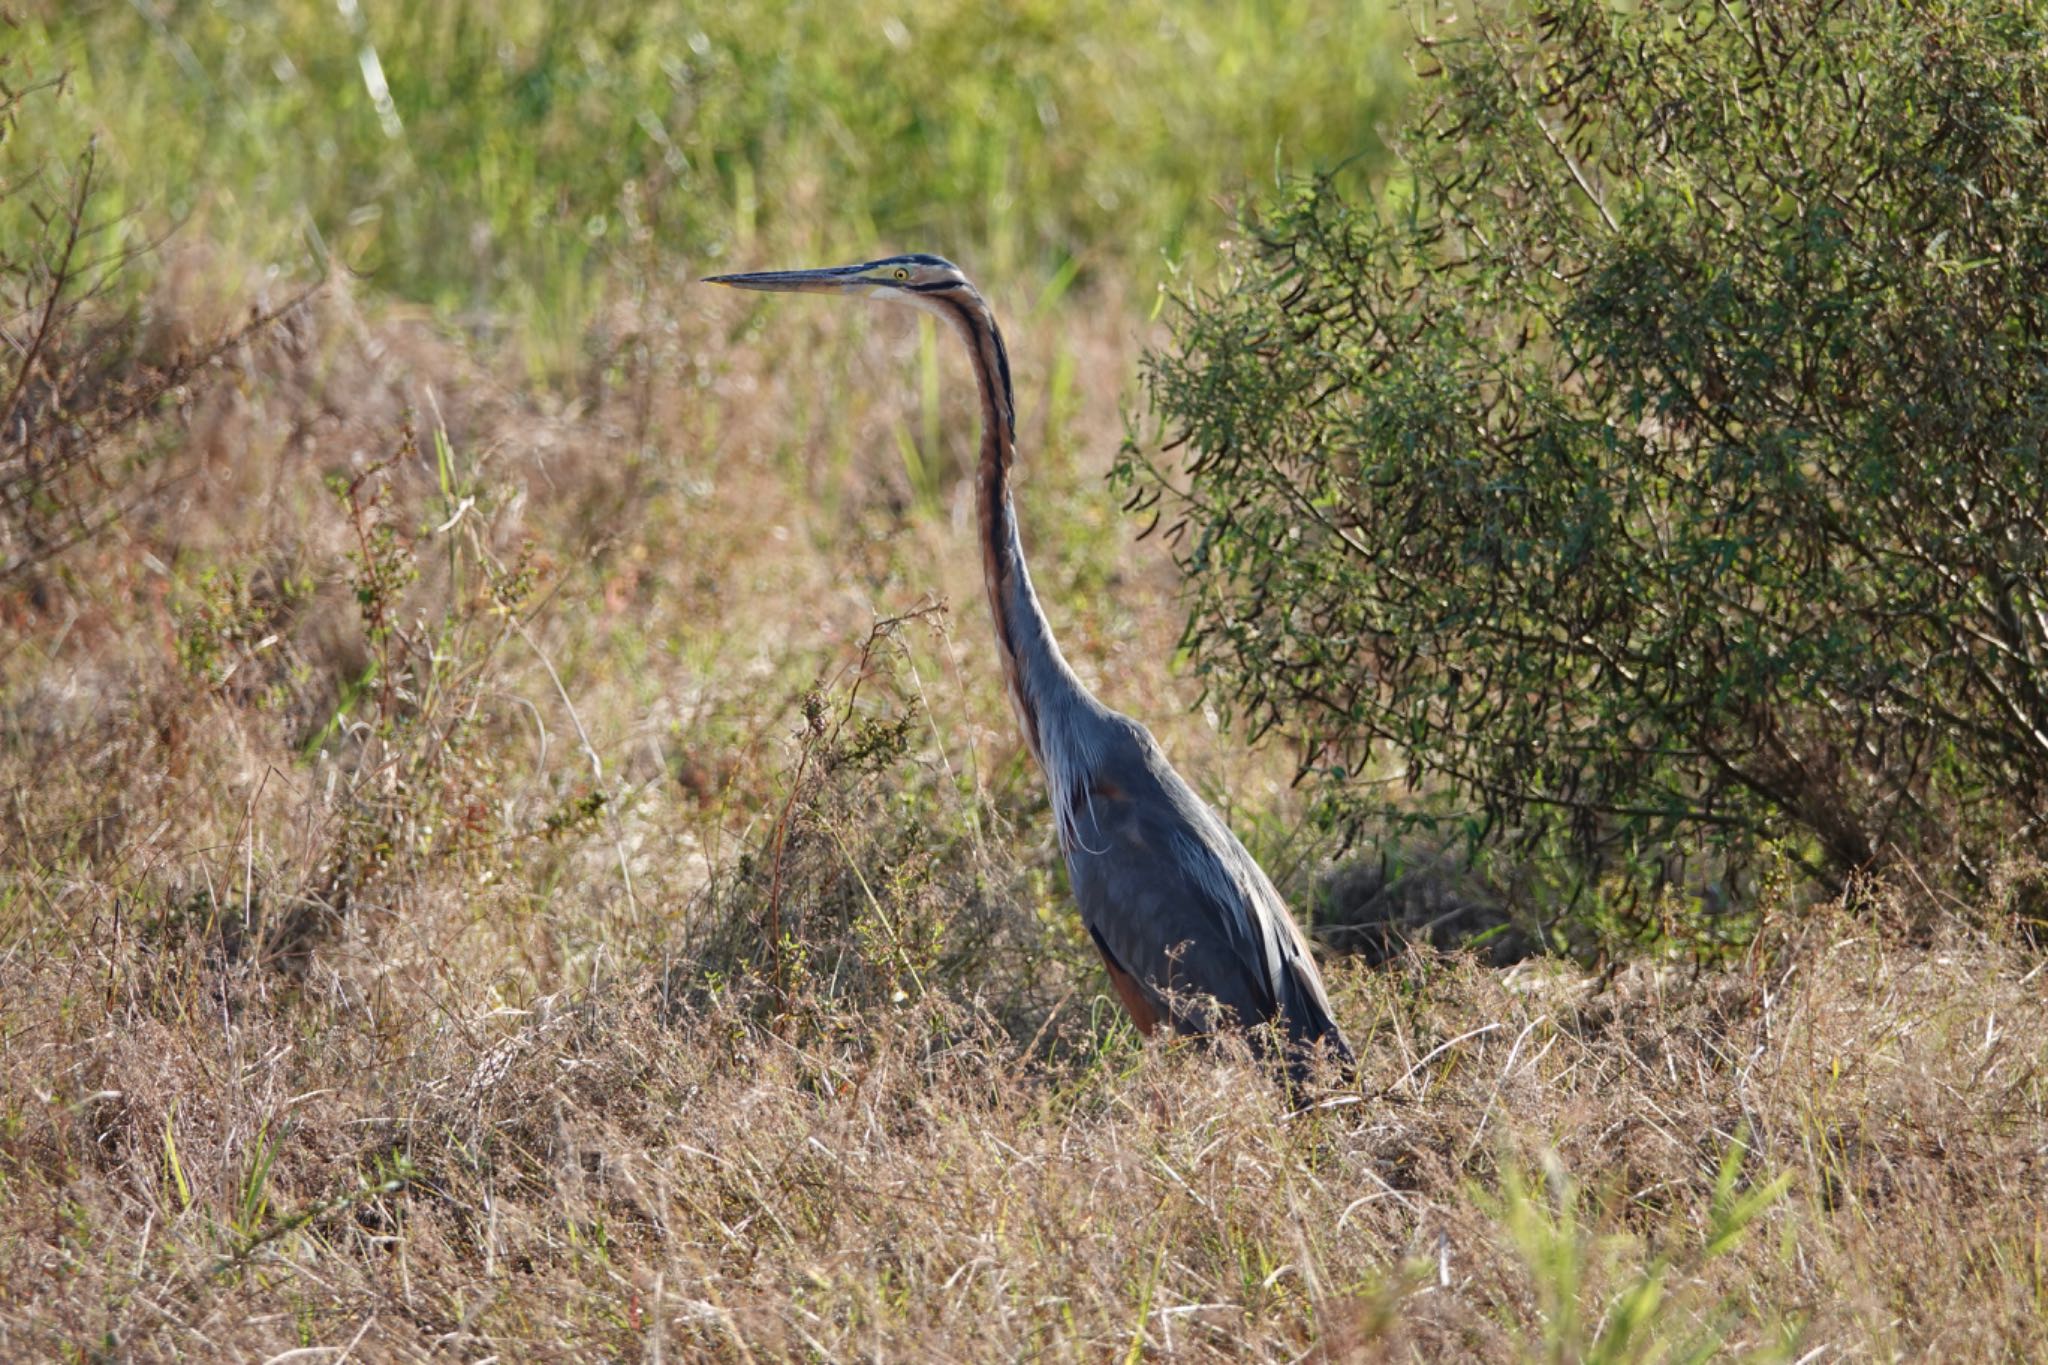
[{"left": 951, "top": 302, "right": 1094, "bottom": 771}]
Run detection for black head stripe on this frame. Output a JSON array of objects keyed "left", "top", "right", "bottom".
[
  {"left": 868, "top": 252, "right": 959, "bottom": 274},
  {"left": 990, "top": 321, "right": 1016, "bottom": 441}
]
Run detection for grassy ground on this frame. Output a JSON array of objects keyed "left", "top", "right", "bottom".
[
  {"left": 10, "top": 0, "right": 1406, "bottom": 375},
  {"left": 5, "top": 5, "right": 2048, "bottom": 1360}
]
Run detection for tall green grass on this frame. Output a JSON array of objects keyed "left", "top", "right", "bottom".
[{"left": 15, "top": 0, "right": 1407, "bottom": 361}]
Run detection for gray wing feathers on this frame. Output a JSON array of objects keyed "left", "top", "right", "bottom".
[
  {"left": 1065, "top": 759, "right": 1352, "bottom": 1064},
  {"left": 1070, "top": 805, "right": 1270, "bottom": 1033},
  {"left": 1192, "top": 815, "right": 1352, "bottom": 1059}
]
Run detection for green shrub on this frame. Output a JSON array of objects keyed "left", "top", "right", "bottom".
[{"left": 1126, "top": 0, "right": 2048, "bottom": 919}]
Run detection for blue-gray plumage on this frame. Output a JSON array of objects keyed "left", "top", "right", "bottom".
[{"left": 705, "top": 254, "right": 1353, "bottom": 1080}]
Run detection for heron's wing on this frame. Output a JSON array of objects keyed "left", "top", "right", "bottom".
[
  {"left": 1177, "top": 808, "right": 1353, "bottom": 1062},
  {"left": 1066, "top": 795, "right": 1270, "bottom": 1028},
  {"left": 1066, "top": 773, "right": 1351, "bottom": 1062}
]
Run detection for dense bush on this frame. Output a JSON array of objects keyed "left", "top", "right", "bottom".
[{"left": 1127, "top": 0, "right": 2048, "bottom": 914}]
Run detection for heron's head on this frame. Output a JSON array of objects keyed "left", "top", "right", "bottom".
[
  {"left": 703, "top": 253, "right": 975, "bottom": 307},
  {"left": 706, "top": 251, "right": 1013, "bottom": 439}
]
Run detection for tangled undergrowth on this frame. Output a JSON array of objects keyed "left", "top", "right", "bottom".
[
  {"left": 2, "top": 259, "right": 2044, "bottom": 1361},
  {"left": 4, "top": 872, "right": 2043, "bottom": 1359}
]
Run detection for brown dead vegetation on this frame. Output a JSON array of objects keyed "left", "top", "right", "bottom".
[{"left": 2, "top": 261, "right": 2045, "bottom": 1360}]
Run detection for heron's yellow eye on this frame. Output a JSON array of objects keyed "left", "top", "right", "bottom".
[{"left": 893, "top": 267, "right": 909, "bottom": 281}]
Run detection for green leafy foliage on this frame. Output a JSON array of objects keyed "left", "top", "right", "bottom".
[{"left": 1128, "top": 0, "right": 2048, "bottom": 921}]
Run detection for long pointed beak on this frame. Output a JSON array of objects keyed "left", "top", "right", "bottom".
[{"left": 701, "top": 264, "right": 875, "bottom": 294}]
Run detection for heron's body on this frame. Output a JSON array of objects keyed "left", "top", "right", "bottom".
[{"left": 707, "top": 255, "right": 1352, "bottom": 1078}]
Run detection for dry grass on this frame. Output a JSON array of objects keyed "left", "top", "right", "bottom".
[{"left": 3, "top": 265, "right": 2046, "bottom": 1361}]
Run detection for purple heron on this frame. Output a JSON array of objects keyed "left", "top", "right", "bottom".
[{"left": 707, "top": 255, "right": 1353, "bottom": 1081}]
